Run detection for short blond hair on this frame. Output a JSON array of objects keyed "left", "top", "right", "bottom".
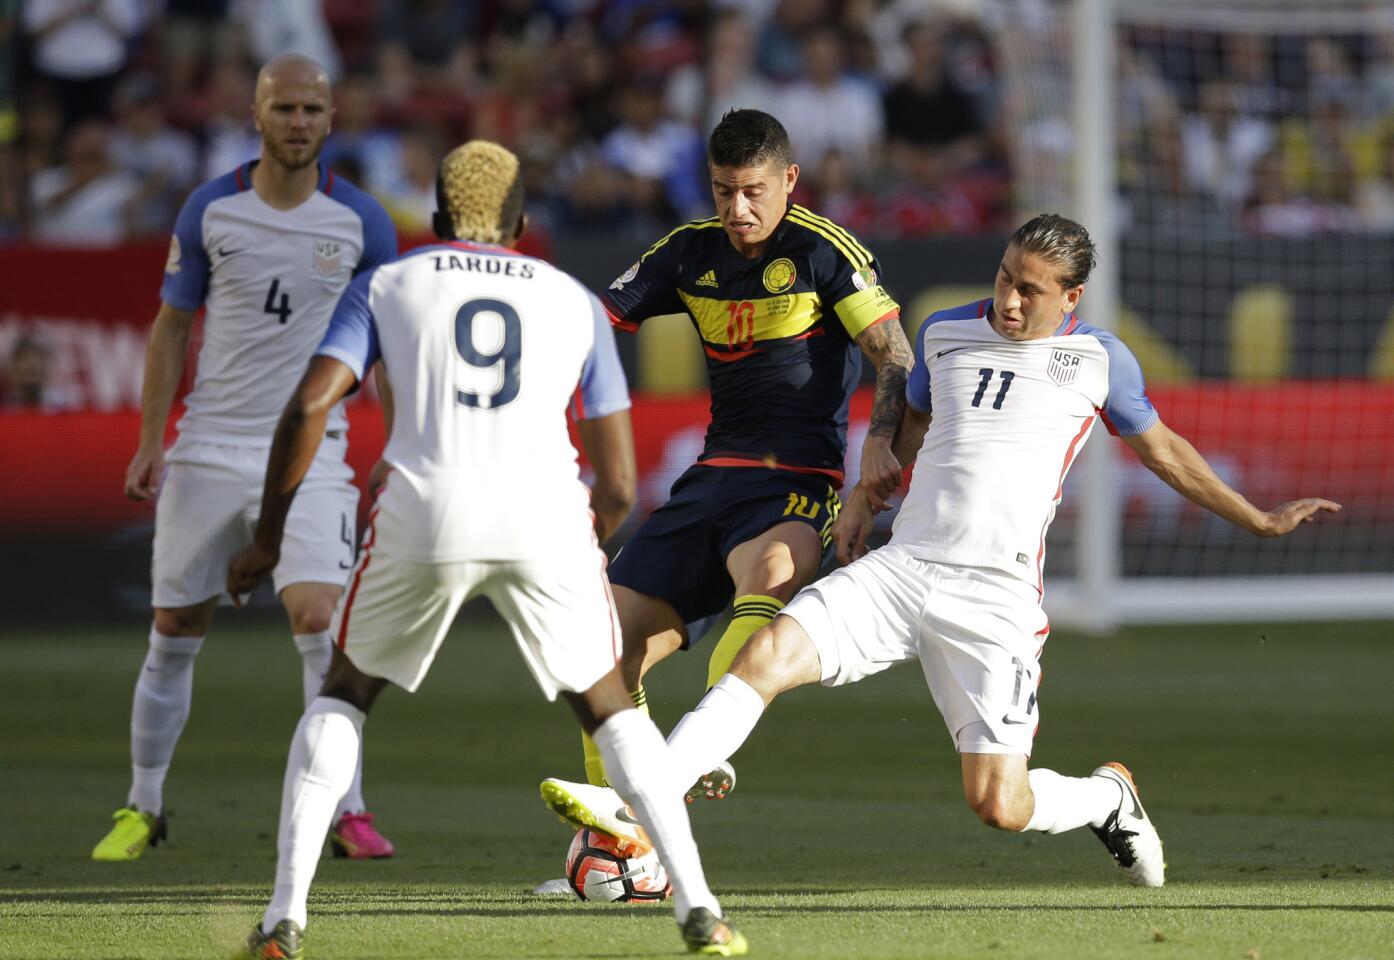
[{"left": 437, "top": 140, "right": 524, "bottom": 244}]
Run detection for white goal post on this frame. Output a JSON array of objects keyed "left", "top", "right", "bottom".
[{"left": 1000, "top": 0, "right": 1394, "bottom": 628}]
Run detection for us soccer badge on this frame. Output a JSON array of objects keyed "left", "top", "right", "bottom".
[
  {"left": 313, "top": 239, "right": 343, "bottom": 277},
  {"left": 1047, "top": 348, "right": 1081, "bottom": 385},
  {"left": 762, "top": 257, "right": 796, "bottom": 293}
]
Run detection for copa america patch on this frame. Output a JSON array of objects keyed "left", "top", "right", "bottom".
[
  {"left": 313, "top": 239, "right": 343, "bottom": 276},
  {"left": 610, "top": 261, "right": 640, "bottom": 290},
  {"left": 1047, "top": 349, "right": 1082, "bottom": 385},
  {"left": 165, "top": 235, "right": 181, "bottom": 275},
  {"left": 850, "top": 266, "right": 877, "bottom": 291}
]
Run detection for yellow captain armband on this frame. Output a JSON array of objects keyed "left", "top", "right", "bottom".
[{"left": 834, "top": 284, "right": 901, "bottom": 339}]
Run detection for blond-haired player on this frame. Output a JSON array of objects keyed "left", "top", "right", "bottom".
[{"left": 227, "top": 141, "right": 746, "bottom": 959}]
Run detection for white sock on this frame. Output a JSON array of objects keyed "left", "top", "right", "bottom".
[
  {"left": 593, "top": 709, "right": 721, "bottom": 925},
  {"left": 263, "top": 696, "right": 364, "bottom": 934},
  {"left": 665, "top": 673, "right": 766, "bottom": 793},
  {"left": 293, "top": 632, "right": 364, "bottom": 820},
  {"left": 293, "top": 632, "right": 333, "bottom": 708},
  {"left": 128, "top": 627, "right": 203, "bottom": 814},
  {"left": 1022, "top": 768, "right": 1123, "bottom": 834}
]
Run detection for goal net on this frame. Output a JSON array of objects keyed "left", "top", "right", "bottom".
[{"left": 994, "top": 0, "right": 1394, "bottom": 626}]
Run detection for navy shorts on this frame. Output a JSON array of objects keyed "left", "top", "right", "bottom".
[{"left": 608, "top": 464, "right": 841, "bottom": 628}]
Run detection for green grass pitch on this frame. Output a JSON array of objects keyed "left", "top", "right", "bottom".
[{"left": 2, "top": 615, "right": 1391, "bottom": 959}]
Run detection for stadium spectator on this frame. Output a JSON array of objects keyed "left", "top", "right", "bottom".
[
  {"left": 599, "top": 79, "right": 706, "bottom": 222},
  {"left": 775, "top": 26, "right": 884, "bottom": 176},
  {"left": 882, "top": 19, "right": 986, "bottom": 191},
  {"left": 377, "top": 123, "right": 445, "bottom": 233},
  {"left": 375, "top": 0, "right": 477, "bottom": 92},
  {"left": 29, "top": 119, "right": 139, "bottom": 245},
  {"left": 200, "top": 59, "right": 260, "bottom": 179},
  {"left": 157, "top": 0, "right": 238, "bottom": 99},
  {"left": 1356, "top": 129, "right": 1394, "bottom": 231},
  {"left": 1281, "top": 89, "right": 1360, "bottom": 205},
  {"left": 109, "top": 73, "right": 199, "bottom": 237},
  {"left": 238, "top": 0, "right": 342, "bottom": 82},
  {"left": 756, "top": 0, "right": 829, "bottom": 82},
  {"left": 1242, "top": 146, "right": 1358, "bottom": 236},
  {"left": 1181, "top": 81, "right": 1272, "bottom": 207},
  {"left": 1225, "top": 32, "right": 1286, "bottom": 123},
  {"left": 319, "top": 72, "right": 404, "bottom": 197},
  {"left": 666, "top": 10, "right": 777, "bottom": 135},
  {"left": 21, "top": 0, "right": 143, "bottom": 127},
  {"left": 2, "top": 334, "right": 74, "bottom": 410}
]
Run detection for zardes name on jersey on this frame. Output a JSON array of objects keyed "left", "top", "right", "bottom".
[
  {"left": 896, "top": 299, "right": 1159, "bottom": 592},
  {"left": 602, "top": 204, "right": 899, "bottom": 483}
]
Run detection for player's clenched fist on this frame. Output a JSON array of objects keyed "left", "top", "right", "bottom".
[
  {"left": 124, "top": 447, "right": 164, "bottom": 501},
  {"left": 227, "top": 543, "right": 279, "bottom": 602}
]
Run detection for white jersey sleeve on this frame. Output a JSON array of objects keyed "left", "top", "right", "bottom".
[
  {"left": 892, "top": 300, "right": 1157, "bottom": 592},
  {"left": 340, "top": 242, "right": 628, "bottom": 562},
  {"left": 160, "top": 162, "right": 396, "bottom": 446}
]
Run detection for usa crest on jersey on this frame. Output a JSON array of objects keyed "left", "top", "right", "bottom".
[
  {"left": 314, "top": 238, "right": 343, "bottom": 276},
  {"left": 1047, "top": 348, "right": 1081, "bottom": 385}
]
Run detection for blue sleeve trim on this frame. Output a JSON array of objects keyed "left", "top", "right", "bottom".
[
  {"left": 575, "top": 288, "right": 631, "bottom": 420},
  {"left": 315, "top": 269, "right": 380, "bottom": 384},
  {"left": 325, "top": 175, "right": 399, "bottom": 274},
  {"left": 159, "top": 171, "right": 240, "bottom": 310},
  {"left": 905, "top": 313, "right": 933, "bottom": 412},
  {"left": 1086, "top": 326, "right": 1159, "bottom": 436}
]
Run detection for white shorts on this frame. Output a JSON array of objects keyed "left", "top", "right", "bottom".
[
  {"left": 782, "top": 545, "right": 1050, "bottom": 756},
  {"left": 332, "top": 521, "right": 621, "bottom": 698},
  {"left": 151, "top": 437, "right": 359, "bottom": 608}
]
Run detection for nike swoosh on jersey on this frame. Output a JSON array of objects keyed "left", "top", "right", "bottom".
[
  {"left": 1001, "top": 714, "right": 1029, "bottom": 725},
  {"left": 218, "top": 246, "right": 241, "bottom": 256},
  {"left": 935, "top": 347, "right": 972, "bottom": 358}
]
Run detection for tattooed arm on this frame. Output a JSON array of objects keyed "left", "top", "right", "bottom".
[{"left": 855, "top": 317, "right": 915, "bottom": 511}]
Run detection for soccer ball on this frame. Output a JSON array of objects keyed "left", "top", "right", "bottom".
[{"left": 564, "top": 828, "right": 671, "bottom": 902}]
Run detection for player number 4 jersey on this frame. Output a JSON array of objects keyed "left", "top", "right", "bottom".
[
  {"left": 160, "top": 163, "right": 397, "bottom": 444},
  {"left": 895, "top": 299, "right": 1159, "bottom": 592},
  {"left": 316, "top": 242, "right": 631, "bottom": 563}
]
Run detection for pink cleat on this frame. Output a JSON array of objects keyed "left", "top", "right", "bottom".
[{"left": 330, "top": 812, "right": 396, "bottom": 859}]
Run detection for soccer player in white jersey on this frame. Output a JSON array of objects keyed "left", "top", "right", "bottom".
[
  {"left": 92, "top": 55, "right": 399, "bottom": 863},
  {"left": 225, "top": 140, "right": 747, "bottom": 960},
  {"left": 549, "top": 213, "right": 1340, "bottom": 889}
]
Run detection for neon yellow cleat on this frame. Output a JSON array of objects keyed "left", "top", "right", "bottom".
[
  {"left": 539, "top": 778, "right": 652, "bottom": 857},
  {"left": 681, "top": 907, "right": 748, "bottom": 956},
  {"left": 91, "top": 806, "right": 167, "bottom": 861}
]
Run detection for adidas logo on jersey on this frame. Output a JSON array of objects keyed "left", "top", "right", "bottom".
[{"left": 696, "top": 269, "right": 718, "bottom": 287}]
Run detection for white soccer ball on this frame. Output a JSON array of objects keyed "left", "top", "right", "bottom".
[{"left": 564, "top": 828, "right": 671, "bottom": 903}]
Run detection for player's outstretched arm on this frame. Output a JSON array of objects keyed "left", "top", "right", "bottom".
[
  {"left": 576, "top": 409, "right": 637, "bottom": 544},
  {"left": 855, "top": 318, "right": 915, "bottom": 511},
  {"left": 227, "top": 357, "right": 358, "bottom": 599},
  {"left": 1123, "top": 421, "right": 1341, "bottom": 536},
  {"left": 124, "top": 303, "right": 196, "bottom": 501}
]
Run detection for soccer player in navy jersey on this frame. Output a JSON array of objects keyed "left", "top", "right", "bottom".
[
  {"left": 556, "top": 109, "right": 915, "bottom": 803},
  {"left": 93, "top": 55, "right": 396, "bottom": 863}
]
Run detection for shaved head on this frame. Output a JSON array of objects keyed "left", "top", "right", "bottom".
[
  {"left": 255, "top": 54, "right": 331, "bottom": 106},
  {"left": 252, "top": 54, "right": 334, "bottom": 173}
]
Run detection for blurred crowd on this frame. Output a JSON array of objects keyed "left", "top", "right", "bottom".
[
  {"left": 2, "top": 0, "right": 1394, "bottom": 253},
  {"left": 0, "top": 0, "right": 1012, "bottom": 248},
  {"left": 1115, "top": 25, "right": 1394, "bottom": 237}
]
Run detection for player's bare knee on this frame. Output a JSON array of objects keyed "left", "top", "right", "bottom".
[
  {"left": 154, "top": 602, "right": 215, "bottom": 637},
  {"left": 729, "top": 616, "right": 819, "bottom": 702},
  {"left": 318, "top": 647, "right": 386, "bottom": 713},
  {"left": 288, "top": 606, "right": 334, "bottom": 635},
  {"left": 968, "top": 792, "right": 1030, "bottom": 832}
]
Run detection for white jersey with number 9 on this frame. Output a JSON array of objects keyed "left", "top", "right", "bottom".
[{"left": 317, "top": 240, "right": 631, "bottom": 564}]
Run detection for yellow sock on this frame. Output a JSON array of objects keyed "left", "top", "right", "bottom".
[
  {"left": 706, "top": 595, "right": 784, "bottom": 689},
  {"left": 581, "top": 686, "right": 649, "bottom": 786}
]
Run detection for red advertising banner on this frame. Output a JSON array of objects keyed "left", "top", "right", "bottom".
[{"left": 1, "top": 384, "right": 1390, "bottom": 535}]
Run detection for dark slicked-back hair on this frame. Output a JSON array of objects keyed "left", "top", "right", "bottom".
[
  {"left": 1010, "top": 213, "right": 1097, "bottom": 289},
  {"left": 708, "top": 109, "right": 794, "bottom": 170}
]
